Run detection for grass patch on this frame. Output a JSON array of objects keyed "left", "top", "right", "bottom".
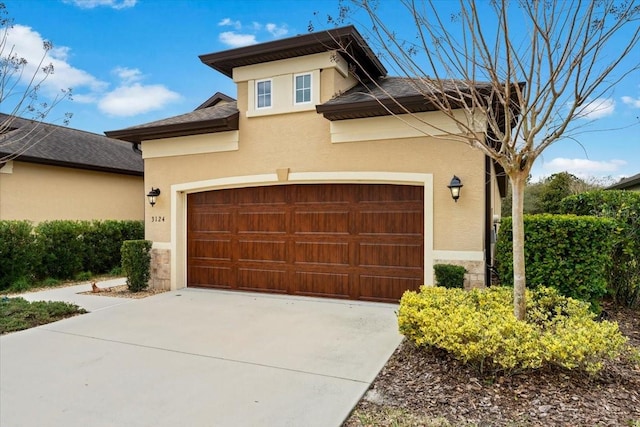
[
  {"left": 0, "top": 297, "right": 87, "bottom": 335},
  {"left": 350, "top": 407, "right": 455, "bottom": 426}
]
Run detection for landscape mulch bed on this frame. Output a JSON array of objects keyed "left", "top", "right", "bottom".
[
  {"left": 79, "top": 284, "right": 168, "bottom": 299},
  {"left": 344, "top": 303, "right": 640, "bottom": 426}
]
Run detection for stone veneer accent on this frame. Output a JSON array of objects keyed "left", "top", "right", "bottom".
[
  {"left": 433, "top": 259, "right": 485, "bottom": 289},
  {"left": 150, "top": 248, "right": 171, "bottom": 290}
]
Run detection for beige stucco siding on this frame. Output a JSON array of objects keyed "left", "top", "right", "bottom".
[
  {"left": 143, "top": 107, "right": 486, "bottom": 254},
  {"left": 0, "top": 161, "right": 144, "bottom": 222}
]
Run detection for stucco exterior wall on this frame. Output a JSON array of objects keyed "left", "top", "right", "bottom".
[{"left": 0, "top": 161, "right": 144, "bottom": 222}]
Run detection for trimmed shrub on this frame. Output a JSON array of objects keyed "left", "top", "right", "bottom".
[
  {"left": 560, "top": 190, "right": 640, "bottom": 307},
  {"left": 121, "top": 240, "right": 152, "bottom": 292},
  {"left": 398, "top": 286, "right": 626, "bottom": 375},
  {"left": 34, "top": 221, "right": 90, "bottom": 279},
  {"left": 0, "top": 221, "right": 37, "bottom": 290},
  {"left": 433, "top": 264, "right": 466, "bottom": 288},
  {"left": 495, "top": 214, "right": 615, "bottom": 308},
  {"left": 82, "top": 220, "right": 144, "bottom": 274}
]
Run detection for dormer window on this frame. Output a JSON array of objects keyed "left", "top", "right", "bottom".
[
  {"left": 294, "top": 73, "right": 311, "bottom": 104},
  {"left": 256, "top": 79, "right": 272, "bottom": 108}
]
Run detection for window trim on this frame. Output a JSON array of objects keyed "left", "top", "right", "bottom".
[
  {"left": 256, "top": 79, "right": 272, "bottom": 109},
  {"left": 293, "top": 73, "right": 312, "bottom": 105}
]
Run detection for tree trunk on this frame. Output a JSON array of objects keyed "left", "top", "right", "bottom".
[{"left": 511, "top": 174, "right": 527, "bottom": 320}]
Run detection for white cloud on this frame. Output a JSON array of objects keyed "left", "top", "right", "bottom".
[
  {"left": 113, "top": 66, "right": 143, "bottom": 84},
  {"left": 98, "top": 83, "right": 180, "bottom": 116},
  {"left": 265, "top": 23, "right": 289, "bottom": 37},
  {"left": 542, "top": 157, "right": 626, "bottom": 177},
  {"left": 575, "top": 98, "right": 615, "bottom": 119},
  {"left": 621, "top": 95, "right": 640, "bottom": 108},
  {"left": 218, "top": 18, "right": 242, "bottom": 30},
  {"left": 219, "top": 31, "right": 257, "bottom": 48},
  {"left": 65, "top": 0, "right": 136, "bottom": 9},
  {"left": 4, "top": 24, "right": 106, "bottom": 98}
]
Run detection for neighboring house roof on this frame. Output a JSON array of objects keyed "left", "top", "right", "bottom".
[
  {"left": 199, "top": 25, "right": 387, "bottom": 81},
  {"left": 316, "top": 77, "right": 495, "bottom": 120},
  {"left": 105, "top": 100, "right": 240, "bottom": 143},
  {"left": 0, "top": 113, "right": 143, "bottom": 176},
  {"left": 607, "top": 173, "right": 640, "bottom": 190},
  {"left": 195, "top": 92, "right": 236, "bottom": 110}
]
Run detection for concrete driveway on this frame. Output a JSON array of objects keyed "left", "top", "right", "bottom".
[{"left": 0, "top": 283, "right": 402, "bottom": 427}]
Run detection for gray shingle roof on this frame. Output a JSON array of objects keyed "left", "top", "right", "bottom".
[
  {"left": 0, "top": 113, "right": 143, "bottom": 176},
  {"left": 316, "top": 77, "right": 495, "bottom": 120},
  {"left": 117, "top": 101, "right": 238, "bottom": 131},
  {"left": 607, "top": 172, "right": 640, "bottom": 190},
  {"left": 105, "top": 101, "right": 239, "bottom": 143}
]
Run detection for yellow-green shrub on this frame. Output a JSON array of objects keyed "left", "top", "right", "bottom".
[{"left": 398, "top": 286, "right": 626, "bottom": 375}]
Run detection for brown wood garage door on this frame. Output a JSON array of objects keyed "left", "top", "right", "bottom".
[{"left": 187, "top": 184, "right": 424, "bottom": 302}]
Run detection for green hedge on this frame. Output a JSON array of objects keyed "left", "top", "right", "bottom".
[
  {"left": 121, "top": 240, "right": 152, "bottom": 292},
  {"left": 495, "top": 214, "right": 615, "bottom": 308},
  {"left": 0, "top": 220, "right": 143, "bottom": 290},
  {"left": 559, "top": 190, "right": 640, "bottom": 307},
  {"left": 433, "top": 264, "right": 466, "bottom": 288},
  {"left": 0, "top": 221, "right": 38, "bottom": 289}
]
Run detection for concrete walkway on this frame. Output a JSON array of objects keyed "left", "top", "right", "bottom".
[{"left": 1, "top": 282, "right": 402, "bottom": 427}]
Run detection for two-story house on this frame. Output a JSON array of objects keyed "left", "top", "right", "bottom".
[{"left": 106, "top": 26, "right": 507, "bottom": 302}]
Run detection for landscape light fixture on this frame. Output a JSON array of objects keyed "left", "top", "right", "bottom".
[
  {"left": 147, "top": 188, "right": 161, "bottom": 207},
  {"left": 447, "top": 176, "right": 463, "bottom": 202}
]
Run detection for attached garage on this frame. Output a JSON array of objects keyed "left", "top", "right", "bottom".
[{"left": 187, "top": 183, "right": 424, "bottom": 302}]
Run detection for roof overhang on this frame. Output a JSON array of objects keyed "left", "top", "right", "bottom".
[
  {"left": 2, "top": 154, "right": 143, "bottom": 176},
  {"left": 105, "top": 113, "right": 240, "bottom": 143},
  {"left": 199, "top": 25, "right": 387, "bottom": 81}
]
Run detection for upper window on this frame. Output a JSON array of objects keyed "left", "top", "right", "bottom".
[
  {"left": 256, "top": 79, "right": 272, "bottom": 108},
  {"left": 294, "top": 73, "right": 311, "bottom": 104}
]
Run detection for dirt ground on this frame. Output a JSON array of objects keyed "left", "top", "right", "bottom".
[{"left": 344, "top": 303, "right": 640, "bottom": 426}]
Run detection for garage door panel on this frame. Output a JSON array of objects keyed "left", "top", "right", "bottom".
[
  {"left": 294, "top": 241, "right": 350, "bottom": 265},
  {"left": 294, "top": 271, "right": 350, "bottom": 298},
  {"left": 358, "top": 242, "right": 423, "bottom": 269},
  {"left": 189, "top": 239, "right": 232, "bottom": 261},
  {"left": 292, "top": 184, "right": 352, "bottom": 204},
  {"left": 238, "top": 268, "right": 287, "bottom": 292},
  {"left": 359, "top": 275, "right": 421, "bottom": 302},
  {"left": 237, "top": 211, "right": 287, "bottom": 234},
  {"left": 190, "top": 212, "right": 232, "bottom": 233},
  {"left": 189, "top": 266, "right": 233, "bottom": 288},
  {"left": 237, "top": 186, "right": 287, "bottom": 205},
  {"left": 359, "top": 210, "right": 423, "bottom": 236},
  {"left": 188, "top": 183, "right": 424, "bottom": 301},
  {"left": 293, "top": 211, "right": 350, "bottom": 234},
  {"left": 238, "top": 240, "right": 287, "bottom": 262}
]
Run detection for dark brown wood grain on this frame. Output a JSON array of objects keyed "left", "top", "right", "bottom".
[{"left": 187, "top": 184, "right": 424, "bottom": 302}]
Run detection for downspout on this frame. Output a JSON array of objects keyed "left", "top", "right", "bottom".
[{"left": 484, "top": 155, "right": 492, "bottom": 286}]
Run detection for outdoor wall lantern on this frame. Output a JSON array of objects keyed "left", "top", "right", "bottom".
[
  {"left": 147, "top": 188, "right": 161, "bottom": 207},
  {"left": 447, "top": 175, "right": 463, "bottom": 202}
]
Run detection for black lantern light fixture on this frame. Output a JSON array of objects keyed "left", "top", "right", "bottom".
[
  {"left": 147, "top": 188, "right": 161, "bottom": 207},
  {"left": 447, "top": 175, "right": 463, "bottom": 202}
]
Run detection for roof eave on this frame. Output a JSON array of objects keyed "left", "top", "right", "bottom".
[
  {"left": 3, "top": 154, "right": 143, "bottom": 176},
  {"left": 105, "top": 113, "right": 240, "bottom": 143}
]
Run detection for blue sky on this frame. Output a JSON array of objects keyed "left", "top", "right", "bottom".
[{"left": 3, "top": 0, "right": 639, "bottom": 182}]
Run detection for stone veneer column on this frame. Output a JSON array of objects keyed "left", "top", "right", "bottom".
[
  {"left": 433, "top": 259, "right": 485, "bottom": 289},
  {"left": 150, "top": 248, "right": 171, "bottom": 290}
]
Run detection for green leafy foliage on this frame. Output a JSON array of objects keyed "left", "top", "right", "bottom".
[
  {"left": 495, "top": 214, "right": 614, "bottom": 309},
  {"left": 398, "top": 286, "right": 626, "bottom": 375},
  {"left": 560, "top": 190, "right": 640, "bottom": 307},
  {"left": 0, "top": 221, "right": 37, "bottom": 290},
  {"left": 433, "top": 264, "right": 466, "bottom": 288},
  {"left": 0, "top": 220, "right": 143, "bottom": 289},
  {"left": 121, "top": 240, "right": 152, "bottom": 292},
  {"left": 0, "top": 297, "right": 86, "bottom": 334}
]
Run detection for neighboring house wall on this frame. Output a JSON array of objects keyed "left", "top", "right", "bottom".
[{"left": 0, "top": 161, "right": 144, "bottom": 222}]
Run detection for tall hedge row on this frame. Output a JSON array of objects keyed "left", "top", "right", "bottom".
[
  {"left": 495, "top": 214, "right": 615, "bottom": 307},
  {"left": 559, "top": 190, "right": 640, "bottom": 307},
  {"left": 0, "top": 220, "right": 144, "bottom": 290}
]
